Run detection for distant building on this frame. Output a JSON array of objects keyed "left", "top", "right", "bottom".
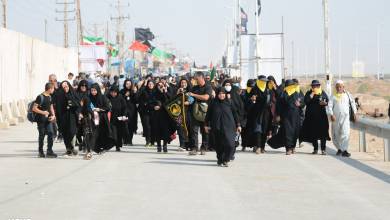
[{"left": 352, "top": 61, "right": 366, "bottom": 78}]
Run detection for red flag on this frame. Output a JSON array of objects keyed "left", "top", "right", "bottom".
[
  {"left": 209, "top": 62, "right": 214, "bottom": 69},
  {"left": 129, "top": 41, "right": 150, "bottom": 52}
]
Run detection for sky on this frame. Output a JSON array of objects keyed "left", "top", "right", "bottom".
[{"left": 6, "top": 0, "right": 390, "bottom": 75}]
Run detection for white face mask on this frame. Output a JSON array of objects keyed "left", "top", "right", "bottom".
[{"left": 225, "top": 85, "right": 232, "bottom": 92}]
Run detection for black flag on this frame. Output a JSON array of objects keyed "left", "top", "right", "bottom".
[
  {"left": 135, "top": 28, "right": 155, "bottom": 41},
  {"left": 164, "top": 93, "right": 189, "bottom": 141},
  {"left": 257, "top": 0, "right": 262, "bottom": 16}
]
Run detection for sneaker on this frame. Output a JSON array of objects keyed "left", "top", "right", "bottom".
[
  {"left": 222, "top": 162, "right": 229, "bottom": 167},
  {"left": 177, "top": 146, "right": 184, "bottom": 152},
  {"left": 200, "top": 150, "right": 206, "bottom": 155},
  {"left": 260, "top": 149, "right": 266, "bottom": 154},
  {"left": 72, "top": 149, "right": 79, "bottom": 156},
  {"left": 84, "top": 152, "right": 92, "bottom": 160},
  {"left": 241, "top": 146, "right": 246, "bottom": 152},
  {"left": 342, "top": 151, "right": 351, "bottom": 157},
  {"left": 312, "top": 150, "right": 318, "bottom": 155},
  {"left": 46, "top": 151, "right": 57, "bottom": 158},
  {"left": 321, "top": 150, "right": 327, "bottom": 155},
  {"left": 116, "top": 147, "right": 121, "bottom": 152},
  {"left": 286, "top": 149, "right": 292, "bottom": 155},
  {"left": 188, "top": 150, "right": 197, "bottom": 156},
  {"left": 163, "top": 146, "right": 168, "bottom": 153},
  {"left": 65, "top": 151, "right": 72, "bottom": 156},
  {"left": 255, "top": 148, "right": 261, "bottom": 154},
  {"left": 38, "top": 151, "right": 46, "bottom": 158},
  {"left": 336, "top": 150, "right": 343, "bottom": 156}
]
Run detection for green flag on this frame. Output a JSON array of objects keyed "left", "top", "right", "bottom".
[
  {"left": 151, "top": 48, "right": 173, "bottom": 60},
  {"left": 210, "top": 67, "right": 216, "bottom": 81}
]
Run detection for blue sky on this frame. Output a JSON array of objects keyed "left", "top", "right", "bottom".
[{"left": 7, "top": 0, "right": 390, "bottom": 75}]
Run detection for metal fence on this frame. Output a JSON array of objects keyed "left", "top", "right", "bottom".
[{"left": 351, "top": 117, "right": 390, "bottom": 162}]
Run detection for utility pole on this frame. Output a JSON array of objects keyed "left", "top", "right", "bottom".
[
  {"left": 291, "top": 41, "right": 294, "bottom": 79},
  {"left": 110, "top": 0, "right": 130, "bottom": 74},
  {"left": 56, "top": 0, "right": 75, "bottom": 48},
  {"left": 76, "top": 0, "right": 83, "bottom": 45},
  {"left": 323, "top": 0, "right": 331, "bottom": 95},
  {"left": 1, "top": 0, "right": 6, "bottom": 28},
  {"left": 377, "top": 24, "right": 381, "bottom": 80},
  {"left": 44, "top": 19, "right": 48, "bottom": 42}
]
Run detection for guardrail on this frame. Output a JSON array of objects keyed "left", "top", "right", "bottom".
[{"left": 351, "top": 117, "right": 390, "bottom": 162}]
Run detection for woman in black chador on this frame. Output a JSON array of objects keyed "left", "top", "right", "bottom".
[
  {"left": 246, "top": 75, "right": 272, "bottom": 154},
  {"left": 120, "top": 79, "right": 138, "bottom": 145},
  {"left": 150, "top": 82, "right": 176, "bottom": 153},
  {"left": 89, "top": 83, "right": 113, "bottom": 153},
  {"left": 300, "top": 80, "right": 331, "bottom": 155},
  {"left": 57, "top": 81, "right": 81, "bottom": 156},
  {"left": 268, "top": 79, "right": 305, "bottom": 155},
  {"left": 107, "top": 86, "right": 129, "bottom": 152},
  {"left": 205, "top": 87, "right": 241, "bottom": 167},
  {"left": 75, "top": 80, "right": 89, "bottom": 151},
  {"left": 138, "top": 80, "right": 156, "bottom": 147}
]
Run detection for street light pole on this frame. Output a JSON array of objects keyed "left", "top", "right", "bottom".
[{"left": 323, "top": 0, "right": 331, "bottom": 95}]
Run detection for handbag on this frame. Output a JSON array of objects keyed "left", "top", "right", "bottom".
[
  {"left": 192, "top": 101, "right": 208, "bottom": 122},
  {"left": 346, "top": 92, "right": 356, "bottom": 122}
]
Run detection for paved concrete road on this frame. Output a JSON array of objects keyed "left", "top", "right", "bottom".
[{"left": 0, "top": 123, "right": 389, "bottom": 220}]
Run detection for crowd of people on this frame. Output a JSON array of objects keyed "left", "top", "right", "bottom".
[{"left": 31, "top": 71, "right": 358, "bottom": 167}]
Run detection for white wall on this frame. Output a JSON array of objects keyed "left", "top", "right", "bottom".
[{"left": 0, "top": 28, "right": 78, "bottom": 104}]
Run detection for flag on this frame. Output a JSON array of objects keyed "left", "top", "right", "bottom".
[
  {"left": 135, "top": 28, "right": 155, "bottom": 41},
  {"left": 257, "top": 0, "right": 262, "bottom": 16},
  {"left": 209, "top": 67, "right": 216, "bottom": 81},
  {"left": 82, "top": 36, "right": 105, "bottom": 45},
  {"left": 151, "top": 48, "right": 174, "bottom": 60},
  {"left": 164, "top": 93, "right": 189, "bottom": 141},
  {"left": 129, "top": 41, "right": 150, "bottom": 52},
  {"left": 240, "top": 7, "right": 248, "bottom": 34},
  {"left": 108, "top": 43, "right": 119, "bottom": 57}
]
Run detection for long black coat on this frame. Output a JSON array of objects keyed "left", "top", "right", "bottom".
[
  {"left": 205, "top": 99, "right": 239, "bottom": 146},
  {"left": 89, "top": 85, "right": 114, "bottom": 151},
  {"left": 120, "top": 88, "right": 138, "bottom": 134},
  {"left": 108, "top": 94, "right": 129, "bottom": 144},
  {"left": 247, "top": 86, "right": 272, "bottom": 135},
  {"left": 149, "top": 89, "right": 176, "bottom": 143},
  {"left": 57, "top": 89, "right": 80, "bottom": 138},
  {"left": 300, "top": 90, "right": 331, "bottom": 142},
  {"left": 268, "top": 91, "right": 305, "bottom": 148}
]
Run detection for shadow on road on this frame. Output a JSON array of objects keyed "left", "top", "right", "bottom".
[{"left": 327, "top": 148, "right": 390, "bottom": 184}]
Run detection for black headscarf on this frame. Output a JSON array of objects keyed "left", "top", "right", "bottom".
[{"left": 89, "top": 83, "right": 105, "bottom": 108}]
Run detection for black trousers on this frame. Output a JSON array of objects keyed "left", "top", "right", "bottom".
[
  {"left": 63, "top": 131, "right": 75, "bottom": 152},
  {"left": 255, "top": 133, "right": 267, "bottom": 149},
  {"left": 37, "top": 120, "right": 54, "bottom": 152},
  {"left": 214, "top": 132, "right": 233, "bottom": 163},
  {"left": 140, "top": 113, "right": 152, "bottom": 144},
  {"left": 313, "top": 139, "right": 327, "bottom": 151},
  {"left": 189, "top": 118, "right": 209, "bottom": 151}
]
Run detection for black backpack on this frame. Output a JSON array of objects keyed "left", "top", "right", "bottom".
[{"left": 27, "top": 94, "right": 45, "bottom": 123}]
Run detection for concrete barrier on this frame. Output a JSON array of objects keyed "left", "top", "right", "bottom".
[
  {"left": 351, "top": 117, "right": 390, "bottom": 162},
  {"left": 1, "top": 102, "right": 18, "bottom": 126},
  {"left": 11, "top": 100, "right": 24, "bottom": 122},
  {"left": 0, "top": 109, "right": 9, "bottom": 128}
]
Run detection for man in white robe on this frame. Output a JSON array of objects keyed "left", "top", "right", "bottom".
[{"left": 327, "top": 80, "right": 357, "bottom": 157}]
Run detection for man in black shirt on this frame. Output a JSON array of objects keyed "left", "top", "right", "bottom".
[
  {"left": 188, "top": 71, "right": 213, "bottom": 155},
  {"left": 32, "top": 83, "right": 57, "bottom": 158}
]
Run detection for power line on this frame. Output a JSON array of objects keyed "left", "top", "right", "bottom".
[
  {"left": 2, "top": 0, "right": 6, "bottom": 28},
  {"left": 55, "top": 0, "right": 75, "bottom": 48},
  {"left": 110, "top": 0, "right": 130, "bottom": 72}
]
